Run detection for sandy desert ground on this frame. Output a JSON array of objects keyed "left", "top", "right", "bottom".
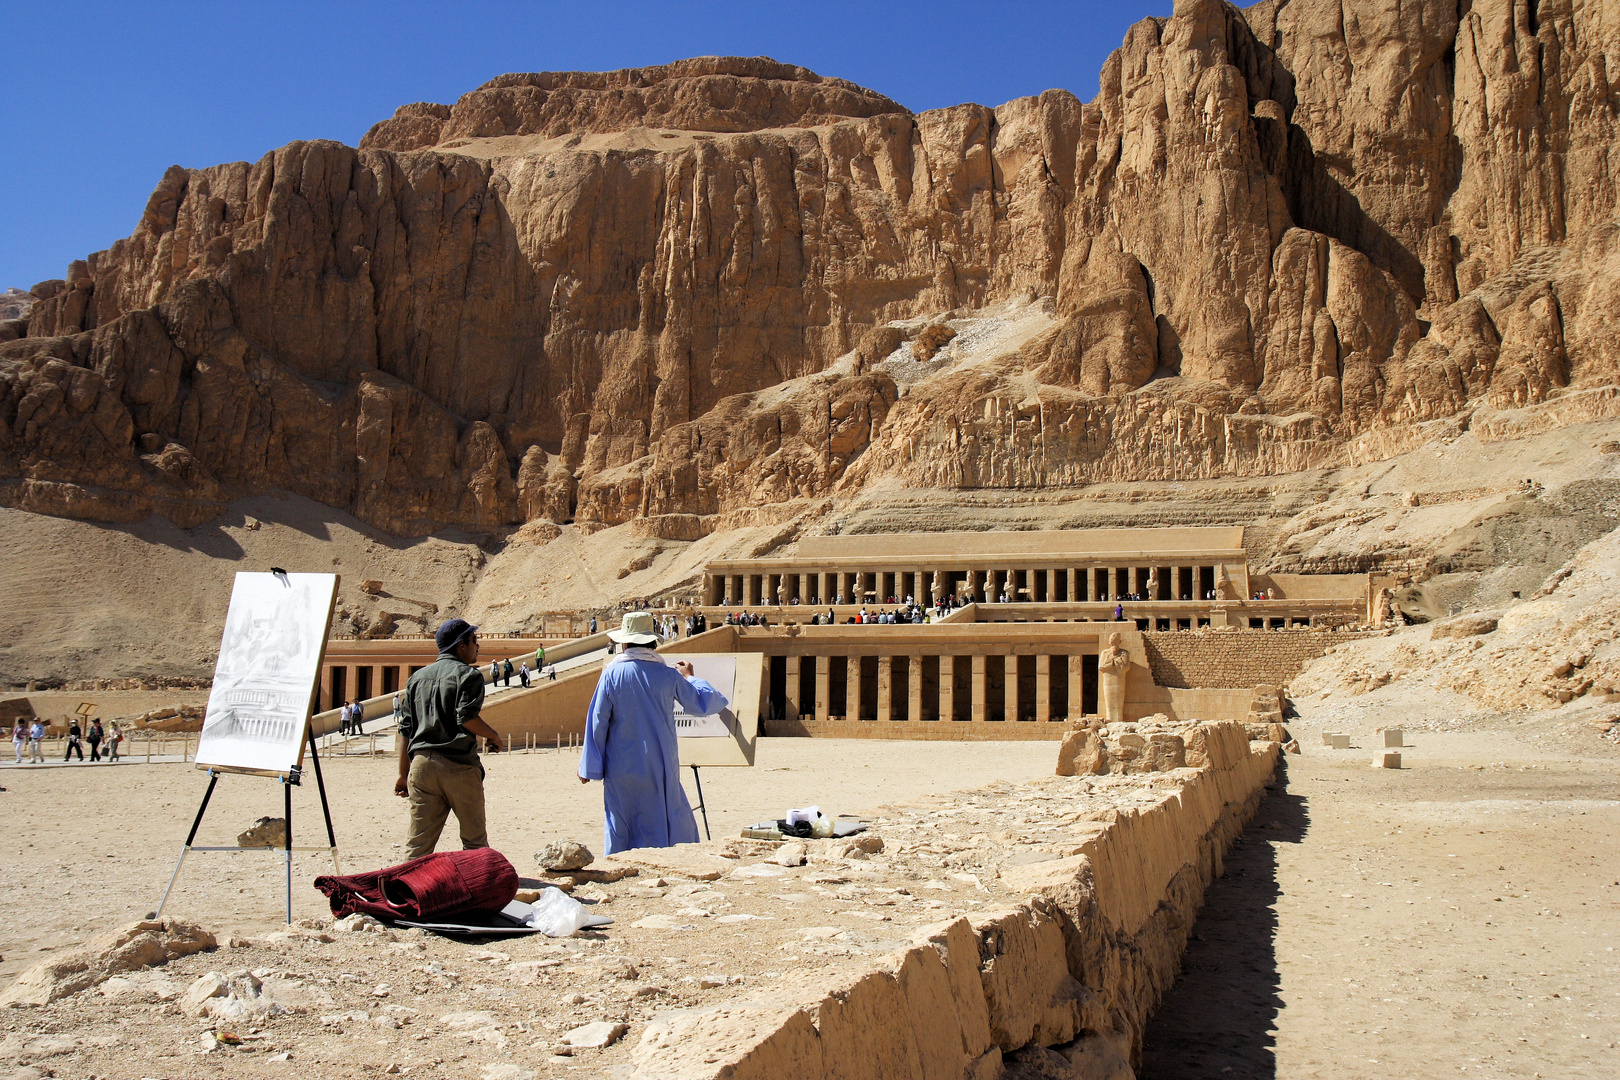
[{"left": 1, "top": 714, "right": 1616, "bottom": 1079}]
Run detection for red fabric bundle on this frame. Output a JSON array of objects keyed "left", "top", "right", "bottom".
[{"left": 315, "top": 848, "right": 519, "bottom": 919}]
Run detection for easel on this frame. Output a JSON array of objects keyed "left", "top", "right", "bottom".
[
  {"left": 155, "top": 724, "right": 341, "bottom": 924},
  {"left": 153, "top": 569, "right": 342, "bottom": 924}
]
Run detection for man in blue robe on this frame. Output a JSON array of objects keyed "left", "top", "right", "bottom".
[{"left": 578, "top": 612, "right": 729, "bottom": 854}]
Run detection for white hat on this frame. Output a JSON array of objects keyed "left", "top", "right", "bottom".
[{"left": 608, "top": 611, "right": 659, "bottom": 646}]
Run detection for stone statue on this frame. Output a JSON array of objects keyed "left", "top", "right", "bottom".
[
  {"left": 931, "top": 568, "right": 948, "bottom": 601},
  {"left": 1147, "top": 567, "right": 1159, "bottom": 598},
  {"left": 776, "top": 583, "right": 785, "bottom": 605},
  {"left": 1098, "top": 632, "right": 1131, "bottom": 723},
  {"left": 1216, "top": 566, "right": 1237, "bottom": 600}
]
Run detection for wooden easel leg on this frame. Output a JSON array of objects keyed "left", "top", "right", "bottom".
[
  {"left": 155, "top": 770, "right": 219, "bottom": 919},
  {"left": 691, "top": 765, "right": 711, "bottom": 841},
  {"left": 306, "top": 725, "right": 341, "bottom": 873}
]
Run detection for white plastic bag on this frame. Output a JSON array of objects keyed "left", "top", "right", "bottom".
[
  {"left": 785, "top": 805, "right": 821, "bottom": 826},
  {"left": 524, "top": 886, "right": 612, "bottom": 937}
]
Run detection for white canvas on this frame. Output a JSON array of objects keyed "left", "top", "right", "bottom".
[
  {"left": 674, "top": 656, "right": 738, "bottom": 738},
  {"left": 672, "top": 653, "right": 762, "bottom": 768},
  {"left": 196, "top": 572, "right": 337, "bottom": 774}
]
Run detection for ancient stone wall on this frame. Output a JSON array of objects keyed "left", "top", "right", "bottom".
[
  {"left": 1142, "top": 629, "right": 1373, "bottom": 689},
  {"left": 628, "top": 722, "right": 1280, "bottom": 1077}
]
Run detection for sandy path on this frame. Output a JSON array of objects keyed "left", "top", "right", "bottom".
[
  {"left": 1141, "top": 717, "right": 1620, "bottom": 1079},
  {"left": 0, "top": 738, "right": 1055, "bottom": 985}
]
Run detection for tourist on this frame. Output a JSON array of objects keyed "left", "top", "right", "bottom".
[
  {"left": 392, "top": 691, "right": 403, "bottom": 727},
  {"left": 107, "top": 722, "right": 123, "bottom": 762},
  {"left": 546, "top": 663, "right": 557, "bottom": 682},
  {"left": 578, "top": 612, "right": 728, "bottom": 854},
  {"left": 394, "top": 618, "right": 502, "bottom": 859},
  {"left": 535, "top": 642, "right": 546, "bottom": 671},
  {"left": 502, "top": 658, "right": 514, "bottom": 687},
  {"left": 1114, "top": 603, "right": 1125, "bottom": 621},
  {"left": 519, "top": 661, "right": 531, "bottom": 688},
  {"left": 351, "top": 700, "right": 366, "bottom": 736},
  {"left": 63, "top": 718, "right": 84, "bottom": 762},
  {"left": 87, "top": 718, "right": 104, "bottom": 762},
  {"left": 27, "top": 719, "right": 43, "bottom": 763},
  {"left": 589, "top": 616, "right": 598, "bottom": 635},
  {"left": 489, "top": 658, "right": 500, "bottom": 684},
  {"left": 10, "top": 718, "right": 24, "bottom": 763}
]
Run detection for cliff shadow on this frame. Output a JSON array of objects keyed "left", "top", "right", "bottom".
[{"left": 1137, "top": 762, "right": 1308, "bottom": 1080}]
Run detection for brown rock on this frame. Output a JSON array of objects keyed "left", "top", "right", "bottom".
[
  {"left": 0, "top": 919, "right": 215, "bottom": 1006},
  {"left": 7, "top": 5, "right": 1620, "bottom": 535},
  {"left": 1055, "top": 726, "right": 1105, "bottom": 776}
]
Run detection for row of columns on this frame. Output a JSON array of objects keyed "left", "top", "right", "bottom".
[
  {"left": 320, "top": 663, "right": 407, "bottom": 711},
  {"left": 778, "top": 652, "right": 1099, "bottom": 723},
  {"left": 711, "top": 565, "right": 1223, "bottom": 606}
]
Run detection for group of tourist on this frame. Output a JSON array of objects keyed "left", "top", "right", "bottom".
[
  {"left": 809, "top": 601, "right": 926, "bottom": 625},
  {"left": 337, "top": 700, "right": 367, "bottom": 736},
  {"left": 683, "top": 612, "right": 709, "bottom": 637},
  {"left": 723, "top": 610, "right": 771, "bottom": 627},
  {"left": 10, "top": 717, "right": 123, "bottom": 763}
]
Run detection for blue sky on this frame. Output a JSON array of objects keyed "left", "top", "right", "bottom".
[{"left": 1, "top": 1, "right": 1167, "bottom": 292}]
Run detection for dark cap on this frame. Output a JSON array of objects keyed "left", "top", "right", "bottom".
[{"left": 435, "top": 618, "right": 479, "bottom": 652}]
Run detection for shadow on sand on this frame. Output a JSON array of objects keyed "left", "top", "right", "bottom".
[{"left": 1138, "top": 763, "right": 1309, "bottom": 1079}]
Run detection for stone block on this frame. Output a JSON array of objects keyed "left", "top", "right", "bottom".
[
  {"left": 1382, "top": 728, "right": 1404, "bottom": 747},
  {"left": 1055, "top": 726, "right": 1105, "bottom": 776},
  {"left": 817, "top": 968, "right": 927, "bottom": 1079},
  {"left": 971, "top": 905, "right": 1084, "bottom": 1051},
  {"left": 912, "top": 917, "right": 995, "bottom": 1062},
  {"left": 1326, "top": 733, "right": 1351, "bottom": 749},
  {"left": 1374, "top": 751, "right": 1401, "bottom": 769},
  {"left": 632, "top": 1005, "right": 822, "bottom": 1080}
]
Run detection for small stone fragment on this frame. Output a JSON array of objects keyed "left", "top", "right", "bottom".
[
  {"left": 768, "top": 841, "right": 807, "bottom": 866},
  {"left": 561, "top": 1021, "right": 628, "bottom": 1049},
  {"left": 535, "top": 840, "right": 594, "bottom": 872},
  {"left": 238, "top": 817, "right": 289, "bottom": 849}
]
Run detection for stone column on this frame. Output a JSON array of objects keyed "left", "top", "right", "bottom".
[
  {"left": 723, "top": 576, "right": 734, "bottom": 605},
  {"left": 1004, "top": 655, "right": 1019, "bottom": 719},
  {"left": 1036, "top": 654, "right": 1051, "bottom": 721},
  {"left": 815, "top": 655, "right": 830, "bottom": 720},
  {"left": 1170, "top": 565, "right": 1180, "bottom": 601},
  {"left": 1069, "top": 654, "right": 1086, "bottom": 718},
  {"left": 785, "top": 655, "right": 802, "bottom": 721},
  {"left": 876, "top": 656, "right": 892, "bottom": 722},
  {"left": 847, "top": 656, "right": 864, "bottom": 720},
  {"left": 940, "top": 655, "right": 956, "bottom": 720},
  {"left": 909, "top": 655, "right": 923, "bottom": 721},
  {"left": 321, "top": 664, "right": 335, "bottom": 711},
  {"left": 1068, "top": 567, "right": 1079, "bottom": 603},
  {"left": 970, "top": 655, "right": 987, "bottom": 721}
]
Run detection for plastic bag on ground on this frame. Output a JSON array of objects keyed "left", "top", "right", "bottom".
[{"left": 525, "top": 886, "right": 613, "bottom": 937}]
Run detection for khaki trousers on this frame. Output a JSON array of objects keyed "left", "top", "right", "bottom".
[{"left": 405, "top": 752, "right": 487, "bottom": 860}]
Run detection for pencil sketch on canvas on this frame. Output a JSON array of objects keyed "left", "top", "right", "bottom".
[{"left": 196, "top": 572, "right": 337, "bottom": 774}]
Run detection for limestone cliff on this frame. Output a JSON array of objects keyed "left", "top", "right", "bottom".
[{"left": 4, "top": 2, "right": 1619, "bottom": 535}]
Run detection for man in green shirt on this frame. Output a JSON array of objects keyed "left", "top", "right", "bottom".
[{"left": 394, "top": 619, "right": 503, "bottom": 859}]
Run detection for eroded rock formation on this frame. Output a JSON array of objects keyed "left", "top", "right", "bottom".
[{"left": 4, "top": 2, "right": 1619, "bottom": 534}]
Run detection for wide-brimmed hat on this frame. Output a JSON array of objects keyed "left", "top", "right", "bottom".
[{"left": 608, "top": 611, "right": 659, "bottom": 645}]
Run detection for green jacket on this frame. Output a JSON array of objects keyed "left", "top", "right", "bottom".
[{"left": 397, "top": 653, "right": 485, "bottom": 767}]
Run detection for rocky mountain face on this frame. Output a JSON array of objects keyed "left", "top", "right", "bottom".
[
  {"left": 0, "top": 289, "right": 34, "bottom": 323},
  {"left": 4, "top": 3, "right": 1619, "bottom": 535}
]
